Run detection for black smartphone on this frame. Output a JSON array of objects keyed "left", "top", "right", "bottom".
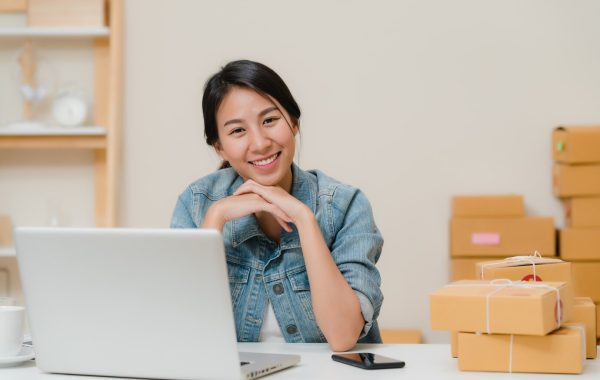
[{"left": 331, "top": 352, "right": 405, "bottom": 369}]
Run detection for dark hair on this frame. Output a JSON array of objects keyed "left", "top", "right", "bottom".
[{"left": 202, "top": 60, "right": 301, "bottom": 169}]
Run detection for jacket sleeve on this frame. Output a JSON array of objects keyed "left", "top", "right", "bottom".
[
  {"left": 170, "top": 187, "right": 198, "bottom": 228},
  {"left": 329, "top": 187, "right": 384, "bottom": 340}
]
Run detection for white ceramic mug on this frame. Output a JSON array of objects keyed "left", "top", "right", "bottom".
[{"left": 0, "top": 305, "right": 25, "bottom": 357}]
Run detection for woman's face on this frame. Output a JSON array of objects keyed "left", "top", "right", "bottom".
[{"left": 215, "top": 86, "right": 297, "bottom": 191}]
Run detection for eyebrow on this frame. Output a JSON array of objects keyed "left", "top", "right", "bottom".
[{"left": 223, "top": 106, "right": 279, "bottom": 127}]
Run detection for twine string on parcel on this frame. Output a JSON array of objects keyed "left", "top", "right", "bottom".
[
  {"left": 444, "top": 279, "right": 563, "bottom": 334},
  {"left": 479, "top": 251, "right": 543, "bottom": 282}
]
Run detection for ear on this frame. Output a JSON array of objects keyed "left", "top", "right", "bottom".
[
  {"left": 292, "top": 123, "right": 299, "bottom": 136},
  {"left": 213, "top": 141, "right": 228, "bottom": 160}
]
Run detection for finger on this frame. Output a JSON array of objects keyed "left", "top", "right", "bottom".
[
  {"left": 264, "top": 203, "right": 293, "bottom": 224},
  {"left": 233, "top": 179, "right": 256, "bottom": 193},
  {"left": 257, "top": 199, "right": 292, "bottom": 231},
  {"left": 234, "top": 180, "right": 269, "bottom": 199},
  {"left": 275, "top": 217, "right": 292, "bottom": 233}
]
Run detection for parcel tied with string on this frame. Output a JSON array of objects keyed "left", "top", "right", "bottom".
[
  {"left": 476, "top": 255, "right": 572, "bottom": 283},
  {"left": 430, "top": 280, "right": 574, "bottom": 335},
  {"left": 450, "top": 308, "right": 596, "bottom": 360},
  {"left": 457, "top": 326, "right": 585, "bottom": 374},
  {"left": 570, "top": 297, "right": 597, "bottom": 359}
]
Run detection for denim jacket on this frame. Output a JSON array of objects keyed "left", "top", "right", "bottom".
[{"left": 170, "top": 163, "right": 384, "bottom": 344}]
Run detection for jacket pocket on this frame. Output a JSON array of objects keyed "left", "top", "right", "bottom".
[
  {"left": 288, "top": 269, "right": 316, "bottom": 321},
  {"left": 227, "top": 263, "right": 250, "bottom": 307}
]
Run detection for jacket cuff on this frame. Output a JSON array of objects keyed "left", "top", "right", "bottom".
[{"left": 354, "top": 290, "right": 375, "bottom": 339}]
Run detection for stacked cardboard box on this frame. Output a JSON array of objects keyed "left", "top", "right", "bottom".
[
  {"left": 475, "top": 256, "right": 596, "bottom": 359},
  {"left": 552, "top": 126, "right": 600, "bottom": 342},
  {"left": 449, "top": 195, "right": 555, "bottom": 281},
  {"left": 430, "top": 278, "right": 586, "bottom": 373}
]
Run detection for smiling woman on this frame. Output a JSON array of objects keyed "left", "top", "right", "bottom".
[{"left": 170, "top": 60, "right": 384, "bottom": 352}]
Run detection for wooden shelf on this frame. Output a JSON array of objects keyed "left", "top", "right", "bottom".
[
  {"left": 0, "top": 134, "right": 106, "bottom": 149},
  {"left": 0, "top": 124, "right": 107, "bottom": 135},
  {"left": 0, "top": 0, "right": 123, "bottom": 227},
  {"left": 0, "top": 26, "right": 110, "bottom": 38},
  {"left": 0, "top": 124, "right": 107, "bottom": 149}
]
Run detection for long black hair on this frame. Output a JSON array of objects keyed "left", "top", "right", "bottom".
[{"left": 202, "top": 60, "right": 301, "bottom": 168}]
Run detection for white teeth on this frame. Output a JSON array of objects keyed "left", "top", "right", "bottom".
[{"left": 252, "top": 153, "right": 278, "bottom": 166}]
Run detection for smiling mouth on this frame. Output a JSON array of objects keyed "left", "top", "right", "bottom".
[{"left": 250, "top": 152, "right": 280, "bottom": 167}]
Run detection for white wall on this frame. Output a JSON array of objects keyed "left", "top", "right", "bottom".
[
  {"left": 121, "top": 0, "right": 600, "bottom": 342},
  {"left": 3, "top": 0, "right": 600, "bottom": 343}
]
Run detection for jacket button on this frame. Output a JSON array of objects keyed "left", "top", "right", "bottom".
[
  {"left": 286, "top": 324, "right": 298, "bottom": 334},
  {"left": 273, "top": 283, "right": 284, "bottom": 295}
]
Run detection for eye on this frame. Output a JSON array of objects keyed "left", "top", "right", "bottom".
[
  {"left": 263, "top": 117, "right": 279, "bottom": 126},
  {"left": 229, "top": 127, "right": 245, "bottom": 135}
]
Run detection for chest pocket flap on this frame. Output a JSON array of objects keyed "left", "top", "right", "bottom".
[{"left": 288, "top": 268, "right": 311, "bottom": 291}]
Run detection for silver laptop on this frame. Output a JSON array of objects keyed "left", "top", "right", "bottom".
[{"left": 15, "top": 227, "right": 300, "bottom": 380}]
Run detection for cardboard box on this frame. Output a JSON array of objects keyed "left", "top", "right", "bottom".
[
  {"left": 450, "top": 257, "right": 503, "bottom": 281},
  {"left": 553, "top": 126, "right": 600, "bottom": 164},
  {"left": 0, "top": 215, "right": 12, "bottom": 247},
  {"left": 450, "top": 331, "right": 458, "bottom": 358},
  {"left": 380, "top": 329, "right": 422, "bottom": 344},
  {"left": 450, "top": 217, "right": 556, "bottom": 257},
  {"left": 565, "top": 197, "right": 600, "bottom": 228},
  {"left": 458, "top": 327, "right": 584, "bottom": 374},
  {"left": 568, "top": 297, "right": 597, "bottom": 359},
  {"left": 571, "top": 263, "right": 600, "bottom": 303},
  {"left": 0, "top": 0, "right": 27, "bottom": 12},
  {"left": 453, "top": 318, "right": 594, "bottom": 360},
  {"left": 476, "top": 256, "right": 571, "bottom": 283},
  {"left": 452, "top": 195, "right": 525, "bottom": 218},
  {"left": 27, "top": 0, "right": 106, "bottom": 27},
  {"left": 553, "top": 163, "right": 600, "bottom": 197},
  {"left": 560, "top": 228, "right": 600, "bottom": 261},
  {"left": 430, "top": 280, "right": 573, "bottom": 335},
  {"left": 597, "top": 303, "right": 600, "bottom": 339}
]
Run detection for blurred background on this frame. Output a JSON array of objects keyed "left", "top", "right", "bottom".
[{"left": 1, "top": 0, "right": 600, "bottom": 343}]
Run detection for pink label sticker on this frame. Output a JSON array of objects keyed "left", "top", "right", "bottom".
[{"left": 471, "top": 233, "right": 501, "bottom": 245}]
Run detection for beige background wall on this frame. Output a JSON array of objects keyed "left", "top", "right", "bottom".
[{"left": 2, "top": 0, "right": 600, "bottom": 342}]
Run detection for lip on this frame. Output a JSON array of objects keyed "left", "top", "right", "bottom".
[{"left": 249, "top": 152, "right": 281, "bottom": 169}]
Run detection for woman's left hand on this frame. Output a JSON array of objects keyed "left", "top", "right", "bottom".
[{"left": 233, "top": 179, "right": 312, "bottom": 225}]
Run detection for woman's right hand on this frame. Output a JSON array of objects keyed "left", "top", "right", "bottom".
[{"left": 201, "top": 193, "right": 293, "bottom": 232}]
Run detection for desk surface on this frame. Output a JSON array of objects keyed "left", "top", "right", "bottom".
[{"left": 3, "top": 343, "right": 600, "bottom": 379}]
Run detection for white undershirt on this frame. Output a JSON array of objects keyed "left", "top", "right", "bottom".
[{"left": 258, "top": 300, "right": 285, "bottom": 342}]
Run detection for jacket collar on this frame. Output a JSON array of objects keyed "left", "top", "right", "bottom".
[{"left": 229, "top": 163, "right": 316, "bottom": 249}]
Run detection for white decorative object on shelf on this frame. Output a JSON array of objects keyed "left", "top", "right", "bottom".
[
  {"left": 0, "top": 27, "right": 110, "bottom": 38},
  {"left": 52, "top": 90, "right": 88, "bottom": 127},
  {"left": 14, "top": 44, "right": 57, "bottom": 120},
  {"left": 0, "top": 247, "right": 16, "bottom": 257},
  {"left": 0, "top": 122, "right": 106, "bottom": 135}
]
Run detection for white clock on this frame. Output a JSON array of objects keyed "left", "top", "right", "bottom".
[{"left": 52, "top": 91, "right": 88, "bottom": 127}]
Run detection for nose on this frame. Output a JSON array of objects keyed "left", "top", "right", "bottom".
[{"left": 249, "top": 126, "right": 271, "bottom": 152}]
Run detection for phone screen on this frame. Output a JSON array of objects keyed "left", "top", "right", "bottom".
[{"left": 332, "top": 352, "right": 405, "bottom": 369}]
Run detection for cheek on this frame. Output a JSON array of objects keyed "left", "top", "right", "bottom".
[
  {"left": 274, "top": 126, "right": 296, "bottom": 148},
  {"left": 220, "top": 140, "right": 246, "bottom": 161}
]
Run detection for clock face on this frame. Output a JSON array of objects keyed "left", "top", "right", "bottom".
[{"left": 52, "top": 93, "right": 88, "bottom": 127}]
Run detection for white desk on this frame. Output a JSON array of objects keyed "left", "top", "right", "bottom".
[{"left": 3, "top": 343, "right": 600, "bottom": 379}]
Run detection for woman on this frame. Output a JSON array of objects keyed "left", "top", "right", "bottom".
[{"left": 171, "top": 60, "right": 383, "bottom": 351}]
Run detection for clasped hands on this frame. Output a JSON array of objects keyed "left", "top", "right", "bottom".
[{"left": 204, "top": 179, "right": 312, "bottom": 232}]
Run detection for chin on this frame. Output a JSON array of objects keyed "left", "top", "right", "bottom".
[{"left": 249, "top": 176, "right": 282, "bottom": 187}]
